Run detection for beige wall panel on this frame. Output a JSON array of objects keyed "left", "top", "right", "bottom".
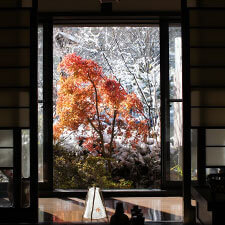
[
  {"left": 0, "top": 149, "right": 13, "bottom": 167},
  {"left": 190, "top": 10, "right": 225, "bottom": 27},
  {"left": 206, "top": 147, "right": 225, "bottom": 166},
  {"left": 22, "top": 0, "right": 32, "bottom": 7},
  {"left": 112, "top": 0, "right": 180, "bottom": 12},
  {"left": 191, "top": 68, "right": 225, "bottom": 86},
  {"left": 0, "top": 29, "right": 30, "bottom": 47},
  {"left": 191, "top": 108, "right": 225, "bottom": 126},
  {"left": 190, "top": 48, "right": 225, "bottom": 66},
  {"left": 206, "top": 129, "right": 225, "bottom": 146},
  {"left": 190, "top": 29, "right": 225, "bottom": 47},
  {"left": 39, "top": 0, "right": 100, "bottom": 12},
  {"left": 0, "top": 68, "right": 30, "bottom": 87},
  {"left": 191, "top": 89, "right": 225, "bottom": 106},
  {"left": 38, "top": 0, "right": 180, "bottom": 12},
  {"left": 0, "top": 90, "right": 29, "bottom": 107},
  {"left": 0, "top": 130, "right": 13, "bottom": 147},
  {"left": 188, "top": 0, "right": 225, "bottom": 8},
  {"left": 0, "top": 11, "right": 30, "bottom": 27},
  {"left": 0, "top": 0, "right": 18, "bottom": 7},
  {"left": 0, "top": 109, "right": 29, "bottom": 127},
  {"left": 0, "top": 49, "right": 30, "bottom": 67}
]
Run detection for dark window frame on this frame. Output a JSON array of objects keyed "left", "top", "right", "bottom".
[{"left": 38, "top": 13, "right": 183, "bottom": 197}]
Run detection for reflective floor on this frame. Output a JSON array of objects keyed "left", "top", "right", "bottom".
[
  {"left": 0, "top": 197, "right": 11, "bottom": 207},
  {"left": 39, "top": 197, "right": 183, "bottom": 223}
]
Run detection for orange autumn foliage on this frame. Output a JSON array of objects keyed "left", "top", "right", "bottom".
[{"left": 54, "top": 53, "right": 149, "bottom": 157}]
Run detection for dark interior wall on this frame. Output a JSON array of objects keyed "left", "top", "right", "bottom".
[{"left": 38, "top": 0, "right": 181, "bottom": 12}]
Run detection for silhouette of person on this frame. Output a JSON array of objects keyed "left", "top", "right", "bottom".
[{"left": 110, "top": 202, "right": 130, "bottom": 225}]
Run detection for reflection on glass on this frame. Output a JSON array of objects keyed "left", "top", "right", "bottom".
[
  {"left": 191, "top": 129, "right": 197, "bottom": 180},
  {"left": 22, "top": 129, "right": 30, "bottom": 178},
  {"left": 0, "top": 170, "right": 13, "bottom": 207},
  {"left": 0, "top": 149, "right": 13, "bottom": 167},
  {"left": 0, "top": 130, "right": 13, "bottom": 147},
  {"left": 21, "top": 178, "right": 30, "bottom": 208},
  {"left": 38, "top": 26, "right": 44, "bottom": 182},
  {"left": 206, "top": 168, "right": 225, "bottom": 177},
  {"left": 21, "top": 129, "right": 30, "bottom": 208},
  {"left": 38, "top": 103, "right": 44, "bottom": 182},
  {"left": 169, "top": 26, "right": 182, "bottom": 100},
  {"left": 38, "top": 26, "right": 43, "bottom": 101},
  {"left": 170, "top": 102, "right": 183, "bottom": 181}
]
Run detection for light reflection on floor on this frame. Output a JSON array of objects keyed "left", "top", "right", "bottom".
[{"left": 39, "top": 197, "right": 183, "bottom": 223}]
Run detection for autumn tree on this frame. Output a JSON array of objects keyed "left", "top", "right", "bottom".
[
  {"left": 53, "top": 27, "right": 161, "bottom": 142},
  {"left": 54, "top": 53, "right": 149, "bottom": 171}
]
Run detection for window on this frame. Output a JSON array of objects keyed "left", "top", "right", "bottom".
[
  {"left": 38, "top": 19, "right": 182, "bottom": 192},
  {"left": 168, "top": 26, "right": 183, "bottom": 182}
]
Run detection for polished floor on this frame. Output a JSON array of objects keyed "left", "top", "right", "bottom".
[{"left": 39, "top": 197, "right": 183, "bottom": 223}]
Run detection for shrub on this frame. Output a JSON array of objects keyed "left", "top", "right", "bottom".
[{"left": 53, "top": 144, "right": 133, "bottom": 189}]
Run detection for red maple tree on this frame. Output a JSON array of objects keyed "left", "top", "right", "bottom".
[{"left": 54, "top": 53, "right": 149, "bottom": 171}]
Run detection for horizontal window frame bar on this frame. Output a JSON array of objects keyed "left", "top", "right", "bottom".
[
  {"left": 206, "top": 165, "right": 225, "bottom": 168},
  {"left": 0, "top": 147, "right": 13, "bottom": 149},
  {"left": 0, "top": 166, "right": 14, "bottom": 171},
  {"left": 169, "top": 99, "right": 183, "bottom": 102}
]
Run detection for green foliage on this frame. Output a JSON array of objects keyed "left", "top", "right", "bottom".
[
  {"left": 53, "top": 144, "right": 133, "bottom": 189},
  {"left": 170, "top": 163, "right": 183, "bottom": 180}
]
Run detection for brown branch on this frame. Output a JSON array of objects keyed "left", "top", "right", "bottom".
[
  {"left": 87, "top": 117, "right": 100, "bottom": 135},
  {"left": 109, "top": 110, "right": 117, "bottom": 156},
  {"left": 86, "top": 71, "right": 105, "bottom": 155}
]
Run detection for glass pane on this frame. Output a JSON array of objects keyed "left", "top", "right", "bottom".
[
  {"left": 38, "top": 26, "right": 44, "bottom": 182},
  {"left": 0, "top": 130, "right": 13, "bottom": 147},
  {"left": 0, "top": 169, "right": 13, "bottom": 207},
  {"left": 206, "top": 168, "right": 224, "bottom": 177},
  {"left": 53, "top": 26, "right": 161, "bottom": 189},
  {"left": 0, "top": 149, "right": 13, "bottom": 167},
  {"left": 206, "top": 129, "right": 225, "bottom": 146},
  {"left": 191, "top": 129, "right": 198, "bottom": 180},
  {"left": 38, "top": 26, "right": 43, "bottom": 101},
  {"left": 170, "top": 102, "right": 183, "bottom": 181},
  {"left": 21, "top": 178, "right": 30, "bottom": 208},
  {"left": 22, "top": 129, "right": 30, "bottom": 178},
  {"left": 21, "top": 129, "right": 30, "bottom": 208},
  {"left": 206, "top": 147, "right": 225, "bottom": 166},
  {"left": 169, "top": 26, "right": 182, "bottom": 99},
  {"left": 38, "top": 103, "right": 44, "bottom": 182}
]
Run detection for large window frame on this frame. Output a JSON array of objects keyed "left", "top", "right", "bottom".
[{"left": 38, "top": 13, "right": 183, "bottom": 196}]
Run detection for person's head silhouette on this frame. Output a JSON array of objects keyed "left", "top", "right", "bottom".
[
  {"left": 110, "top": 202, "right": 130, "bottom": 225},
  {"left": 115, "top": 202, "right": 124, "bottom": 215}
]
